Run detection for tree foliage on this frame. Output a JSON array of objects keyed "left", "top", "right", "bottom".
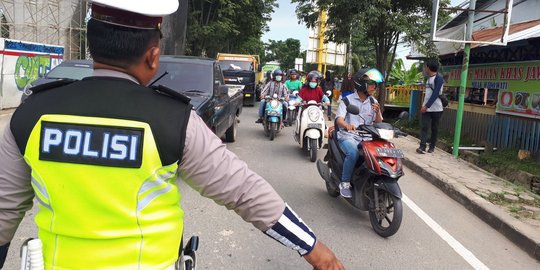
[
  {"left": 389, "top": 59, "right": 423, "bottom": 86},
  {"left": 292, "top": 0, "right": 450, "bottom": 108},
  {"left": 265, "top": 38, "right": 302, "bottom": 70},
  {"left": 185, "top": 0, "right": 277, "bottom": 58}
]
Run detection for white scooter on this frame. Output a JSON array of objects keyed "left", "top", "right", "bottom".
[{"left": 294, "top": 100, "right": 327, "bottom": 162}]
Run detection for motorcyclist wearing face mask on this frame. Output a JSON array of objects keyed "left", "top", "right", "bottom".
[
  {"left": 297, "top": 71, "right": 330, "bottom": 105},
  {"left": 256, "top": 69, "right": 290, "bottom": 124},
  {"left": 285, "top": 69, "right": 303, "bottom": 93}
]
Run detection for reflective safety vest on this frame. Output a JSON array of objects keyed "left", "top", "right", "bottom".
[{"left": 11, "top": 78, "right": 192, "bottom": 269}]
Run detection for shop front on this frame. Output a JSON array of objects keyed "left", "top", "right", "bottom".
[{"left": 441, "top": 61, "right": 540, "bottom": 120}]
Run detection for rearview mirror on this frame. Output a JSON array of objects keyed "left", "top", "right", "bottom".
[
  {"left": 257, "top": 65, "right": 262, "bottom": 72},
  {"left": 346, "top": 104, "right": 360, "bottom": 115},
  {"left": 219, "top": 85, "right": 229, "bottom": 96}
]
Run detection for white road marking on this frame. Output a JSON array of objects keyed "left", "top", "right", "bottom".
[{"left": 402, "top": 194, "right": 490, "bottom": 270}]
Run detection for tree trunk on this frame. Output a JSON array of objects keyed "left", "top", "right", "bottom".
[{"left": 161, "top": 0, "right": 188, "bottom": 55}]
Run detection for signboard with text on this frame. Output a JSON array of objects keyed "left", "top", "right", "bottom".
[
  {"left": 441, "top": 61, "right": 540, "bottom": 119},
  {"left": 0, "top": 38, "right": 64, "bottom": 109}
]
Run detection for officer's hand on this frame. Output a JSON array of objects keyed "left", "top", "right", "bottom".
[{"left": 304, "top": 241, "right": 345, "bottom": 270}]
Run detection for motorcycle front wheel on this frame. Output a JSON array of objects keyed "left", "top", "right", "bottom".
[
  {"left": 269, "top": 122, "right": 277, "bottom": 141},
  {"left": 309, "top": 138, "right": 318, "bottom": 162},
  {"left": 369, "top": 189, "right": 403, "bottom": 238},
  {"left": 325, "top": 182, "right": 340, "bottom": 197}
]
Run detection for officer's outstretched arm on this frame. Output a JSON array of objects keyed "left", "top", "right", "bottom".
[
  {"left": 0, "top": 122, "right": 34, "bottom": 268},
  {"left": 178, "top": 113, "right": 342, "bottom": 266}
]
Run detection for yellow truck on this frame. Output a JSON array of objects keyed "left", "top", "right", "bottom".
[{"left": 217, "top": 53, "right": 263, "bottom": 106}]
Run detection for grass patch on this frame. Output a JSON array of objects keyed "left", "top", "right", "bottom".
[
  {"left": 478, "top": 149, "right": 540, "bottom": 177},
  {"left": 487, "top": 192, "right": 506, "bottom": 205}
]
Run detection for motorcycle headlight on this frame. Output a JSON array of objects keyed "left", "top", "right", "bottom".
[
  {"left": 270, "top": 100, "right": 279, "bottom": 109},
  {"left": 308, "top": 108, "right": 321, "bottom": 122}
]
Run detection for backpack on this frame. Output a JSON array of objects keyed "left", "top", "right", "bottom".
[{"left": 439, "top": 94, "right": 449, "bottom": 108}]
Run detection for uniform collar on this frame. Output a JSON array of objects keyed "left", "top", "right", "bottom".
[{"left": 92, "top": 69, "right": 140, "bottom": 84}]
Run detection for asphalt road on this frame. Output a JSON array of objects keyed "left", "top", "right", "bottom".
[{"left": 2, "top": 107, "right": 539, "bottom": 270}]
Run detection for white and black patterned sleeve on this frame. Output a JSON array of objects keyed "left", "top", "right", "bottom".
[{"left": 264, "top": 203, "right": 317, "bottom": 256}]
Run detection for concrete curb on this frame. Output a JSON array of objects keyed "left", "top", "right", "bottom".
[
  {"left": 403, "top": 151, "right": 540, "bottom": 261},
  {"left": 330, "top": 106, "right": 540, "bottom": 261}
]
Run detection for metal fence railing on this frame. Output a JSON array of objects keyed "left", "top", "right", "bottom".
[{"left": 440, "top": 108, "right": 540, "bottom": 152}]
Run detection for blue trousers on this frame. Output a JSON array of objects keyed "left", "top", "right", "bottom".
[{"left": 338, "top": 137, "right": 361, "bottom": 182}]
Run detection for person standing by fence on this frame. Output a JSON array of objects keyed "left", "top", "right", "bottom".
[
  {"left": 340, "top": 73, "right": 355, "bottom": 99},
  {"left": 417, "top": 60, "right": 444, "bottom": 154}
]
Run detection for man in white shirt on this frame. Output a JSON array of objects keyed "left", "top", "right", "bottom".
[{"left": 417, "top": 60, "right": 444, "bottom": 154}]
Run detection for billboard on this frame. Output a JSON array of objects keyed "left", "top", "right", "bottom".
[
  {"left": 441, "top": 61, "right": 540, "bottom": 119},
  {"left": 0, "top": 38, "right": 64, "bottom": 109},
  {"left": 306, "top": 28, "right": 346, "bottom": 66}
]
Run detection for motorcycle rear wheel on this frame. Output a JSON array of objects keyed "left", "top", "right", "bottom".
[{"left": 369, "top": 190, "right": 402, "bottom": 238}]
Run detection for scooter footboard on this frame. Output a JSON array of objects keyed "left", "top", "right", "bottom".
[{"left": 375, "top": 178, "right": 402, "bottom": 199}]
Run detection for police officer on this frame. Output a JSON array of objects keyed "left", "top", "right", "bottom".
[{"left": 0, "top": 1, "right": 344, "bottom": 269}]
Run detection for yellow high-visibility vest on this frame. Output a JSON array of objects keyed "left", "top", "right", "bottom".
[{"left": 24, "top": 114, "right": 183, "bottom": 269}]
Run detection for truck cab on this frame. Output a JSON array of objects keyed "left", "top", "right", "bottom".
[{"left": 217, "top": 53, "right": 263, "bottom": 106}]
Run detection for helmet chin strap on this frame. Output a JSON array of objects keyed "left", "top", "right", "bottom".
[{"left": 356, "top": 82, "right": 369, "bottom": 96}]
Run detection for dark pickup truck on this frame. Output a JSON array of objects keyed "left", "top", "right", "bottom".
[
  {"left": 21, "top": 56, "right": 243, "bottom": 142},
  {"left": 154, "top": 56, "right": 243, "bottom": 142}
]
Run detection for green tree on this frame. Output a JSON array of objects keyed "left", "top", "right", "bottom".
[
  {"left": 292, "top": 0, "right": 450, "bottom": 108},
  {"left": 265, "top": 38, "right": 301, "bottom": 70},
  {"left": 185, "top": 0, "right": 277, "bottom": 58},
  {"left": 389, "top": 59, "right": 423, "bottom": 86}
]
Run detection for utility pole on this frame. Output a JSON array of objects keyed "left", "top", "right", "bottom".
[
  {"left": 347, "top": 24, "right": 353, "bottom": 74},
  {"left": 452, "top": 0, "right": 476, "bottom": 157},
  {"left": 317, "top": 10, "right": 326, "bottom": 72}
]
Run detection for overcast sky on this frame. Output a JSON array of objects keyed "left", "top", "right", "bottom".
[{"left": 263, "top": 0, "right": 466, "bottom": 68}]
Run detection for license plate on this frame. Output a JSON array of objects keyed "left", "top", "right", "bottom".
[
  {"left": 307, "top": 123, "right": 322, "bottom": 129},
  {"left": 375, "top": 148, "right": 404, "bottom": 158},
  {"left": 245, "top": 93, "right": 251, "bottom": 97}
]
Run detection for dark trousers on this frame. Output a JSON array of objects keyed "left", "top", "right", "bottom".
[{"left": 420, "top": 111, "right": 443, "bottom": 150}]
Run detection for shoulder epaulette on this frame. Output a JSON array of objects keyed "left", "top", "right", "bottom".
[
  {"left": 29, "top": 79, "right": 77, "bottom": 94},
  {"left": 151, "top": 85, "right": 191, "bottom": 104}
]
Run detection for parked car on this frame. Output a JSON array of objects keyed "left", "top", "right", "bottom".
[
  {"left": 21, "top": 56, "right": 243, "bottom": 142},
  {"left": 151, "top": 55, "right": 243, "bottom": 142},
  {"left": 20, "top": 59, "right": 93, "bottom": 103}
]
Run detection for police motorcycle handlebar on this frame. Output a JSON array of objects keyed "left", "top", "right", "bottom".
[{"left": 179, "top": 236, "right": 199, "bottom": 270}]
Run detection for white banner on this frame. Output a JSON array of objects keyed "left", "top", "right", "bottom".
[{"left": 306, "top": 27, "right": 346, "bottom": 66}]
